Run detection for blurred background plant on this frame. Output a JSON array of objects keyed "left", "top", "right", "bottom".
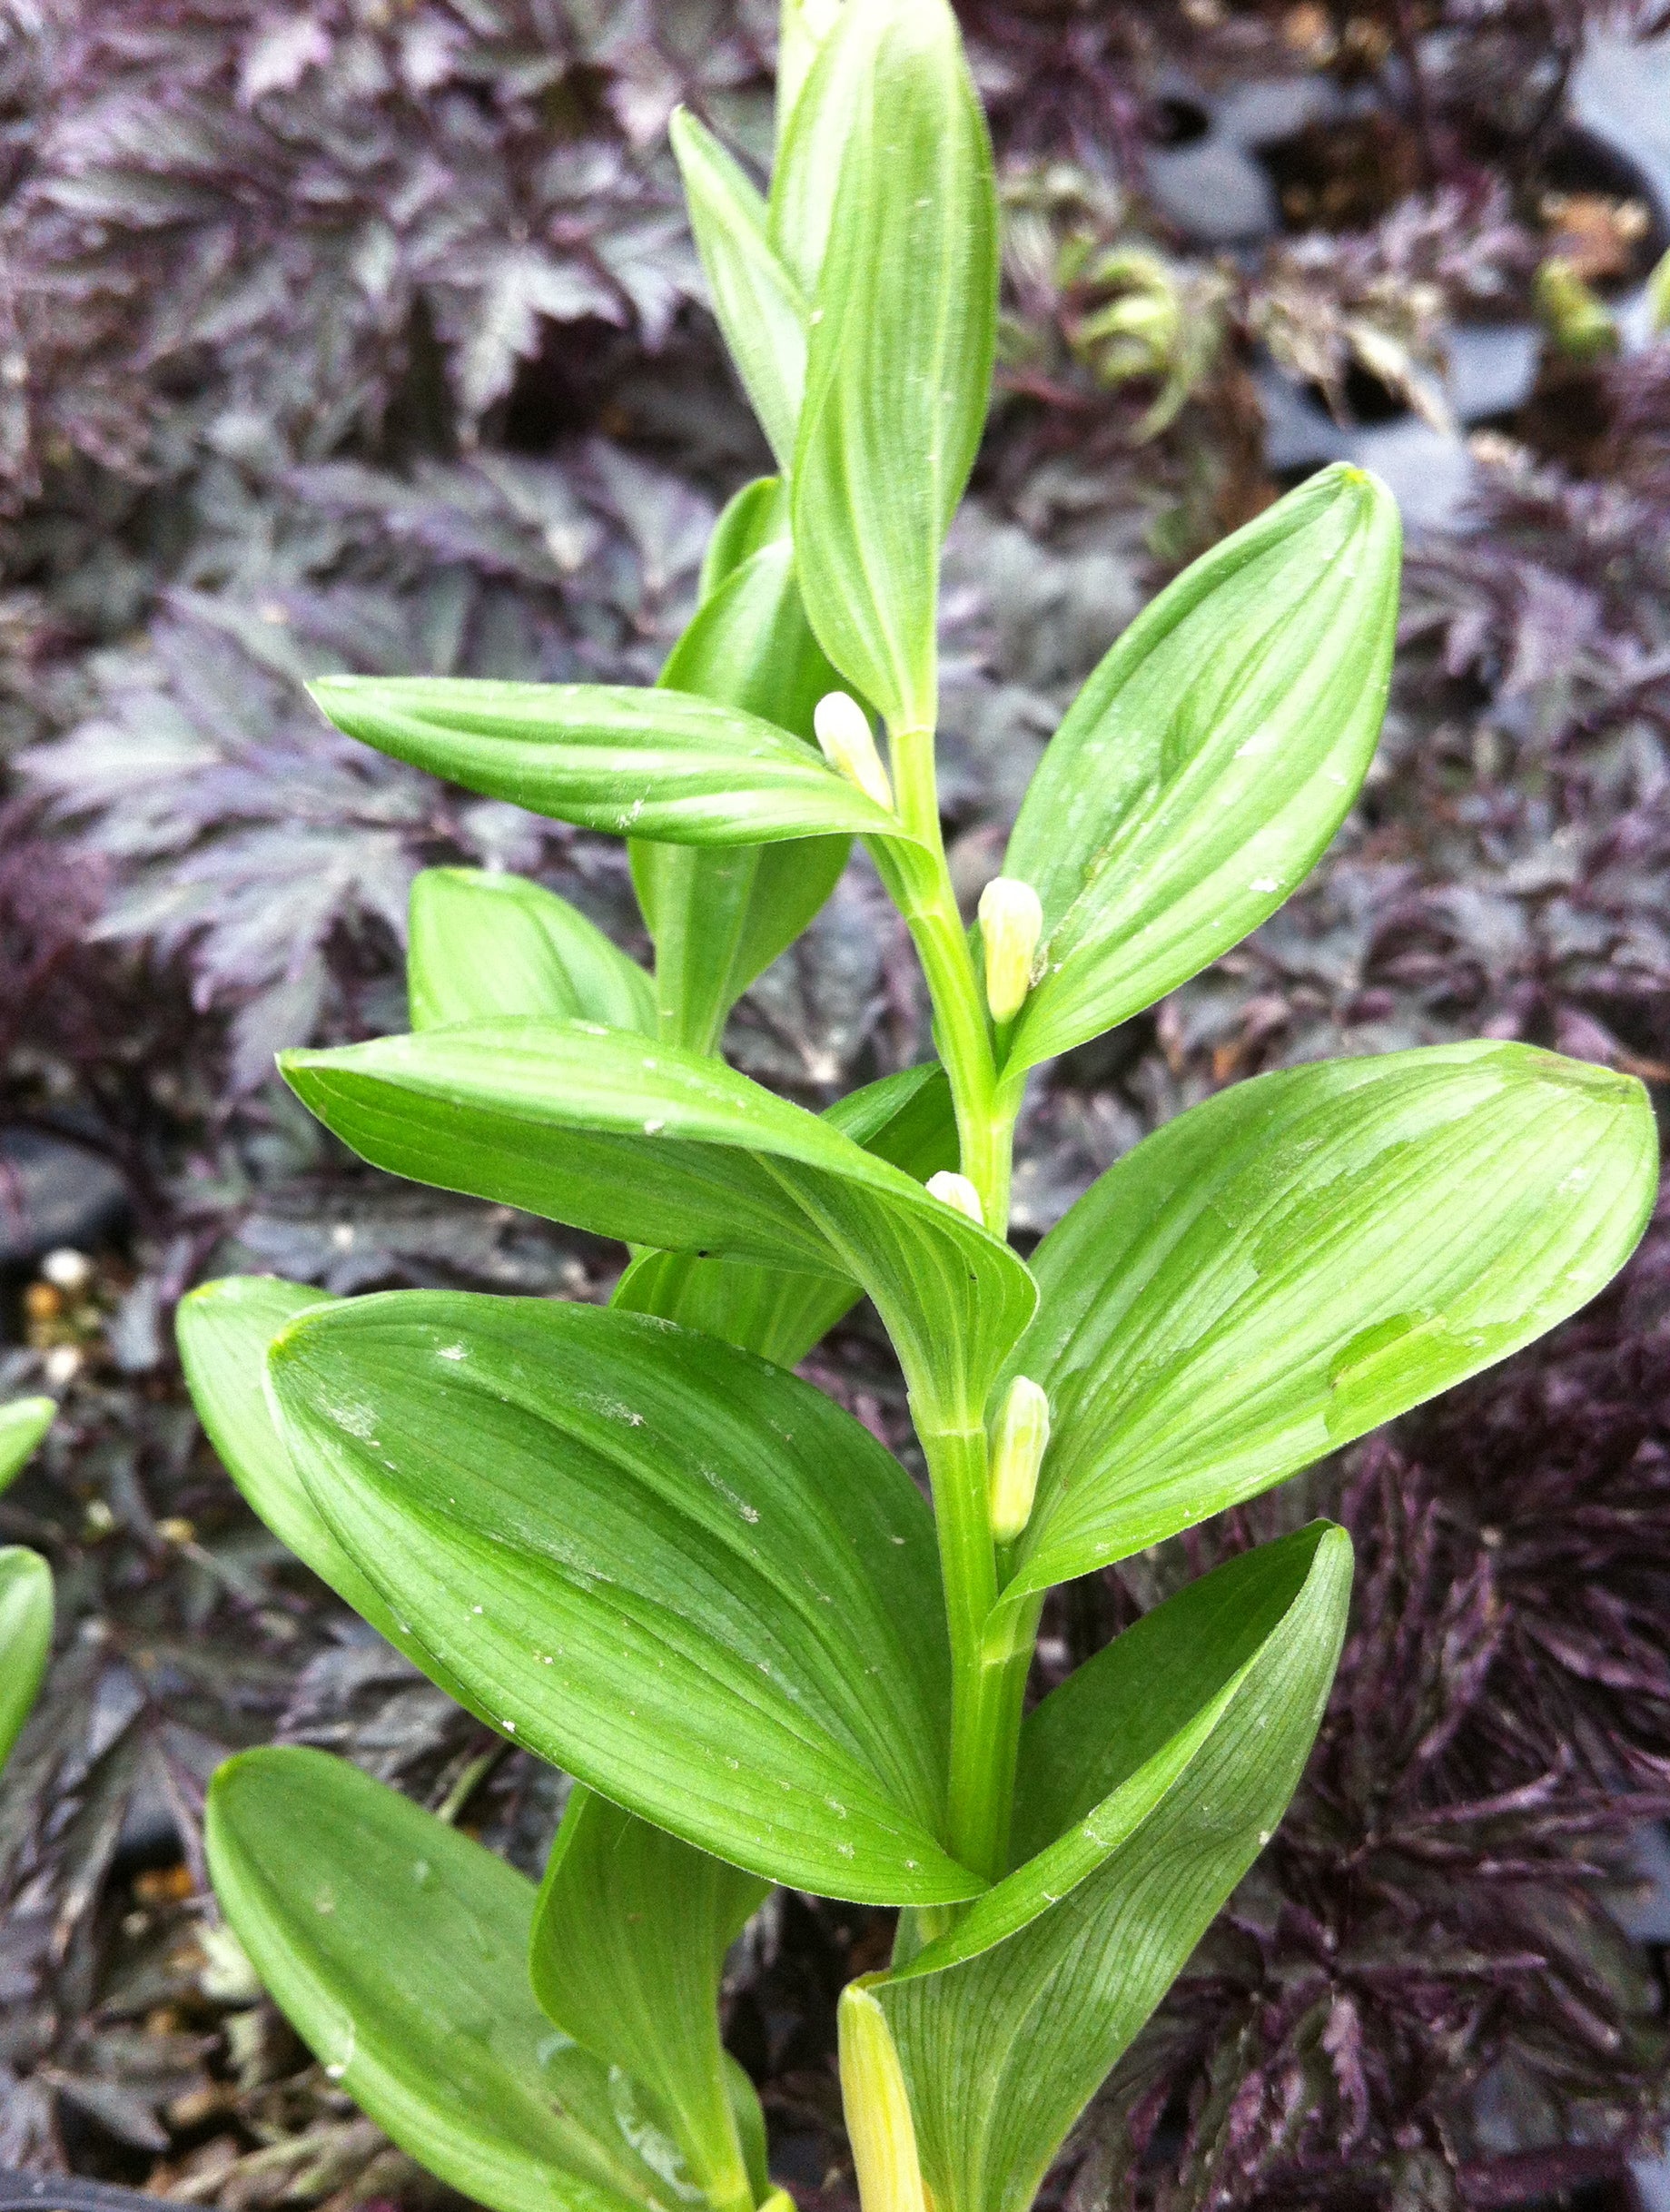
[{"left": 5, "top": 1, "right": 1670, "bottom": 2207}]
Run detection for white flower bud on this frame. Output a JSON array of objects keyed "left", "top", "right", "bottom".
[
  {"left": 988, "top": 1375, "right": 1050, "bottom": 1544},
  {"left": 977, "top": 876, "right": 1043, "bottom": 1023},
  {"left": 924, "top": 1170, "right": 983, "bottom": 1226},
  {"left": 838, "top": 1980, "right": 929, "bottom": 2212},
  {"left": 814, "top": 691, "right": 894, "bottom": 811}
]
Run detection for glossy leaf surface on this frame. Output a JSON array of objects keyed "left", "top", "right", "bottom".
[
  {"left": 672, "top": 109, "right": 806, "bottom": 473},
  {"left": 281, "top": 1022, "right": 1035, "bottom": 1428},
  {"left": 613, "top": 1062, "right": 958, "bottom": 1365},
  {"left": 0, "top": 1397, "right": 53, "bottom": 1495},
  {"left": 206, "top": 1748, "right": 687, "bottom": 2212},
  {"left": 1003, "top": 465, "right": 1401, "bottom": 1074},
  {"left": 309, "top": 676, "right": 903, "bottom": 844},
  {"left": 632, "top": 476, "right": 849, "bottom": 1054},
  {"left": 176, "top": 1276, "right": 503, "bottom": 1729},
  {"left": 792, "top": 0, "right": 998, "bottom": 732},
  {"left": 408, "top": 869, "right": 655, "bottom": 1034},
  {"left": 0, "top": 1546, "right": 52, "bottom": 1770},
  {"left": 877, "top": 1526, "right": 1352, "bottom": 2212},
  {"left": 1005, "top": 1042, "right": 1657, "bottom": 1598},
  {"left": 269, "top": 1293, "right": 977, "bottom": 1903},
  {"left": 532, "top": 1787, "right": 769, "bottom": 2208}
]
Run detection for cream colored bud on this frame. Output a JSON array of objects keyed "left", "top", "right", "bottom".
[
  {"left": 814, "top": 691, "right": 894, "bottom": 812},
  {"left": 978, "top": 876, "right": 1043, "bottom": 1023},
  {"left": 838, "top": 1980, "right": 929, "bottom": 2212},
  {"left": 988, "top": 1375, "right": 1050, "bottom": 1544},
  {"left": 925, "top": 1170, "right": 983, "bottom": 1226}
]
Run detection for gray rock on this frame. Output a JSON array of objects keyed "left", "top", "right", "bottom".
[{"left": 0, "top": 1129, "right": 128, "bottom": 1269}]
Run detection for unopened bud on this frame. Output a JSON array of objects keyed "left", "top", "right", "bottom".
[
  {"left": 925, "top": 1170, "right": 983, "bottom": 1226},
  {"left": 978, "top": 876, "right": 1043, "bottom": 1023},
  {"left": 988, "top": 1376, "right": 1050, "bottom": 1544},
  {"left": 838, "top": 1980, "right": 929, "bottom": 2212},
  {"left": 814, "top": 692, "right": 894, "bottom": 812}
]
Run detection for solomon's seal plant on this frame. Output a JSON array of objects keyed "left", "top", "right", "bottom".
[{"left": 176, "top": 5, "right": 1660, "bottom": 2210}]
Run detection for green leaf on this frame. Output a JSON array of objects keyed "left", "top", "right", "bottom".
[
  {"left": 408, "top": 869, "right": 656, "bottom": 1034},
  {"left": 1002, "top": 464, "right": 1402, "bottom": 1076},
  {"left": 281, "top": 1022, "right": 1034, "bottom": 1432},
  {"left": 632, "top": 477, "right": 850, "bottom": 1054},
  {"left": 1004, "top": 1042, "right": 1657, "bottom": 1600},
  {"left": 875, "top": 1526, "right": 1353, "bottom": 2212},
  {"left": 176, "top": 1276, "right": 498, "bottom": 1731},
  {"left": 532, "top": 1787, "right": 770, "bottom": 2212},
  {"left": 268, "top": 1292, "right": 980, "bottom": 1905},
  {"left": 0, "top": 1547, "right": 53, "bottom": 1770},
  {"left": 791, "top": 0, "right": 998, "bottom": 733},
  {"left": 672, "top": 109, "right": 806, "bottom": 474},
  {"left": 206, "top": 1746, "right": 697, "bottom": 2212},
  {"left": 613, "top": 1062, "right": 958, "bottom": 1364},
  {"left": 894, "top": 1524, "right": 1345, "bottom": 1978},
  {"left": 0, "top": 1396, "right": 53, "bottom": 1496},
  {"left": 308, "top": 676, "right": 904, "bottom": 844},
  {"left": 769, "top": 0, "right": 875, "bottom": 297},
  {"left": 776, "top": 0, "right": 842, "bottom": 154}
]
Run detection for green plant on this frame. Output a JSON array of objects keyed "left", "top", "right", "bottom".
[
  {"left": 174, "top": 5, "right": 1659, "bottom": 2210},
  {"left": 0, "top": 1396, "right": 56, "bottom": 1772}
]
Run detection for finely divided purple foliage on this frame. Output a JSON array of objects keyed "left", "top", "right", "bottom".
[{"left": 5, "top": 0, "right": 1670, "bottom": 2202}]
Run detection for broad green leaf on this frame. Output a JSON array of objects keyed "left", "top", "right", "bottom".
[
  {"left": 875, "top": 1526, "right": 1352, "bottom": 2212},
  {"left": 672, "top": 109, "right": 806, "bottom": 474},
  {"left": 697, "top": 475, "right": 786, "bottom": 600},
  {"left": 281, "top": 1022, "right": 1035, "bottom": 1431},
  {"left": 268, "top": 1292, "right": 979, "bottom": 1904},
  {"left": 206, "top": 1747, "right": 694, "bottom": 2212},
  {"left": 791, "top": 0, "right": 998, "bottom": 733},
  {"left": 894, "top": 1524, "right": 1345, "bottom": 1978},
  {"left": 1003, "top": 1042, "right": 1657, "bottom": 1601},
  {"left": 0, "top": 1397, "right": 52, "bottom": 1495},
  {"left": 614, "top": 1062, "right": 957, "bottom": 1364},
  {"left": 0, "top": 1547, "right": 53, "bottom": 1769},
  {"left": 776, "top": 0, "right": 843, "bottom": 154},
  {"left": 632, "top": 476, "right": 849, "bottom": 1054},
  {"left": 176, "top": 1276, "right": 499, "bottom": 1731},
  {"left": 1002, "top": 465, "right": 1402, "bottom": 1076},
  {"left": 308, "top": 676, "right": 904, "bottom": 844},
  {"left": 408, "top": 869, "right": 655, "bottom": 1034},
  {"left": 769, "top": 0, "right": 876, "bottom": 297},
  {"left": 532, "top": 1787, "right": 770, "bottom": 2212}
]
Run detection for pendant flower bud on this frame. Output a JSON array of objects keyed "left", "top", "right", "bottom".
[
  {"left": 925, "top": 1170, "right": 983, "bottom": 1225},
  {"left": 988, "top": 1375, "right": 1050, "bottom": 1544},
  {"left": 814, "top": 691, "right": 894, "bottom": 811},
  {"left": 977, "top": 876, "right": 1043, "bottom": 1023}
]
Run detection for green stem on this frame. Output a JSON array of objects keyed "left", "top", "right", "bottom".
[{"left": 871, "top": 722, "right": 1043, "bottom": 1895}]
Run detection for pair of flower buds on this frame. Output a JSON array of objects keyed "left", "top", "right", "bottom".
[
  {"left": 814, "top": 690, "right": 1050, "bottom": 1549},
  {"left": 813, "top": 692, "right": 1043, "bottom": 1024}
]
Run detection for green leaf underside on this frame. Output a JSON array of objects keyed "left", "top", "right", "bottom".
[
  {"left": 0, "top": 1397, "right": 53, "bottom": 1496},
  {"left": 769, "top": 0, "right": 875, "bottom": 298},
  {"left": 0, "top": 1547, "right": 53, "bottom": 1769},
  {"left": 877, "top": 1526, "right": 1353, "bottom": 2212},
  {"left": 613, "top": 1062, "right": 959, "bottom": 1366},
  {"left": 280, "top": 1021, "right": 1036, "bottom": 1432},
  {"left": 267, "top": 1293, "right": 979, "bottom": 1904},
  {"left": 672, "top": 111, "right": 806, "bottom": 474},
  {"left": 176, "top": 1275, "right": 507, "bottom": 1729},
  {"left": 205, "top": 1747, "right": 692, "bottom": 2212},
  {"left": 792, "top": 0, "right": 998, "bottom": 731},
  {"left": 1005, "top": 1042, "right": 1657, "bottom": 1599},
  {"left": 533, "top": 1787, "right": 770, "bottom": 2205},
  {"left": 632, "top": 476, "right": 849, "bottom": 1055},
  {"left": 1003, "top": 464, "right": 1402, "bottom": 1076},
  {"left": 308, "top": 676, "right": 903, "bottom": 844},
  {"left": 409, "top": 869, "right": 657, "bottom": 1035}
]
